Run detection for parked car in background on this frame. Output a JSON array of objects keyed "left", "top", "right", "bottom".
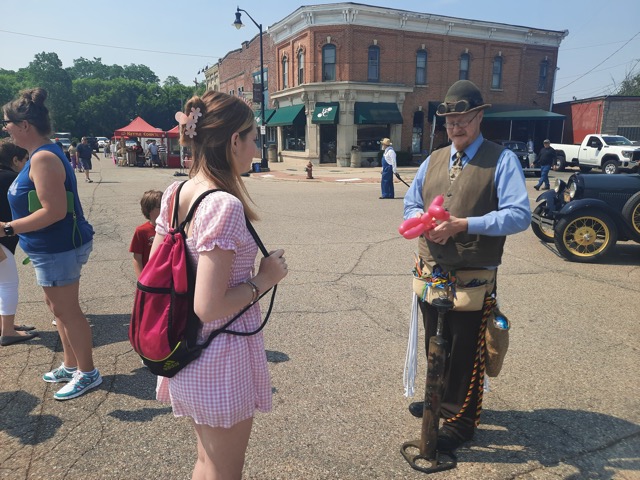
[
  {"left": 96, "top": 137, "right": 110, "bottom": 148},
  {"left": 494, "top": 140, "right": 540, "bottom": 176},
  {"left": 55, "top": 138, "right": 71, "bottom": 152},
  {"left": 551, "top": 134, "right": 640, "bottom": 174},
  {"left": 531, "top": 172, "right": 640, "bottom": 262}
]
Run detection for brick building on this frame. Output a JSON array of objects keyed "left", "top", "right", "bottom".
[{"left": 214, "top": 2, "right": 568, "bottom": 166}]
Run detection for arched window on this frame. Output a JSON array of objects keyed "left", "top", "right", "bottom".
[
  {"left": 491, "top": 56, "right": 502, "bottom": 89},
  {"left": 282, "top": 56, "right": 288, "bottom": 89},
  {"left": 538, "top": 60, "right": 549, "bottom": 92},
  {"left": 368, "top": 45, "right": 380, "bottom": 82},
  {"left": 297, "top": 50, "right": 304, "bottom": 85},
  {"left": 322, "top": 45, "right": 336, "bottom": 82},
  {"left": 416, "top": 50, "right": 427, "bottom": 85},
  {"left": 459, "top": 53, "right": 470, "bottom": 80}
]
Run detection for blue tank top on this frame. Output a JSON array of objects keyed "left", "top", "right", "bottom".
[{"left": 8, "top": 143, "right": 94, "bottom": 254}]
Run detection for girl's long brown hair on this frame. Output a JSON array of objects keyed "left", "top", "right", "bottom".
[{"left": 179, "top": 91, "right": 258, "bottom": 220}]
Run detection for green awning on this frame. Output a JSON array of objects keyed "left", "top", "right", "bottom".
[
  {"left": 483, "top": 109, "right": 565, "bottom": 121},
  {"left": 311, "top": 103, "right": 339, "bottom": 124},
  {"left": 255, "top": 109, "right": 275, "bottom": 126},
  {"left": 268, "top": 104, "right": 306, "bottom": 126},
  {"left": 354, "top": 102, "right": 403, "bottom": 125}
]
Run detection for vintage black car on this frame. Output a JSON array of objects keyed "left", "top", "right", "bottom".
[{"left": 531, "top": 173, "right": 640, "bottom": 262}]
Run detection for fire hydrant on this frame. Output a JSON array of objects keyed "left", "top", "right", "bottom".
[{"left": 305, "top": 161, "right": 314, "bottom": 179}]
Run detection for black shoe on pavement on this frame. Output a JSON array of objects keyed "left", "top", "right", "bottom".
[
  {"left": 437, "top": 428, "right": 474, "bottom": 453},
  {"left": 408, "top": 401, "right": 424, "bottom": 418},
  {"left": 540, "top": 186, "right": 550, "bottom": 190},
  {"left": 533, "top": 185, "right": 540, "bottom": 191}
]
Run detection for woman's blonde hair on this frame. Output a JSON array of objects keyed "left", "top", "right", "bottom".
[{"left": 179, "top": 91, "right": 258, "bottom": 220}]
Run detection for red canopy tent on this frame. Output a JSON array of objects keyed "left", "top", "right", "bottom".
[
  {"left": 114, "top": 117, "right": 166, "bottom": 138},
  {"left": 166, "top": 125, "right": 179, "bottom": 138}
]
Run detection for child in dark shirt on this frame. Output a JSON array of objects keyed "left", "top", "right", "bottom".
[{"left": 129, "top": 190, "right": 163, "bottom": 278}]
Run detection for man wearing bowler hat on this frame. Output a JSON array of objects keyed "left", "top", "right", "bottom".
[{"left": 403, "top": 80, "right": 531, "bottom": 452}]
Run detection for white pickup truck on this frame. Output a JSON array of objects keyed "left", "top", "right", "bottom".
[{"left": 551, "top": 134, "right": 640, "bottom": 174}]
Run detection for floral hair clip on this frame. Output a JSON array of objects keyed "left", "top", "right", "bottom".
[{"left": 175, "top": 107, "right": 203, "bottom": 139}]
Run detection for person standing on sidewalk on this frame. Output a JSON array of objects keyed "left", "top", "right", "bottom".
[
  {"left": 2, "top": 88, "right": 100, "bottom": 400},
  {"left": 403, "top": 80, "right": 530, "bottom": 453},
  {"left": 380, "top": 137, "right": 397, "bottom": 199},
  {"left": 534, "top": 139, "right": 556, "bottom": 191},
  {"left": 76, "top": 137, "right": 100, "bottom": 183}
]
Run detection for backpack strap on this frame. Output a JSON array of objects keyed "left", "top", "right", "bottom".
[
  {"left": 198, "top": 218, "right": 278, "bottom": 348},
  {"left": 170, "top": 181, "right": 278, "bottom": 350}
]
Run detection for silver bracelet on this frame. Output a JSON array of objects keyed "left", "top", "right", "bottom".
[{"left": 245, "top": 279, "right": 260, "bottom": 304}]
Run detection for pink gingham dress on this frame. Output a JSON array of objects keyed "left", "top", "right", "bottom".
[{"left": 155, "top": 181, "right": 272, "bottom": 428}]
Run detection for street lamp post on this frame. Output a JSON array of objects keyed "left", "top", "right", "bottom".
[{"left": 233, "top": 7, "right": 269, "bottom": 172}]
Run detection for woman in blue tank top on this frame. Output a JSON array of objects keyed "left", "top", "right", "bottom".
[{"left": 1, "top": 88, "right": 101, "bottom": 401}]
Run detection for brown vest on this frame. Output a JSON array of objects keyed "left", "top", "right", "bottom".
[{"left": 418, "top": 140, "right": 506, "bottom": 270}]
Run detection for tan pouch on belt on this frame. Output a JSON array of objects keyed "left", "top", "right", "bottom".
[{"left": 412, "top": 266, "right": 496, "bottom": 312}]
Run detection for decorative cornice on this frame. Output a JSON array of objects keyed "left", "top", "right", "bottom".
[{"left": 268, "top": 2, "right": 568, "bottom": 48}]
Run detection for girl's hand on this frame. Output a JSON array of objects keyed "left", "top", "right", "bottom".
[{"left": 255, "top": 249, "right": 288, "bottom": 291}]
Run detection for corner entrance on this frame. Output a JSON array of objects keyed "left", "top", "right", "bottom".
[{"left": 320, "top": 124, "right": 337, "bottom": 163}]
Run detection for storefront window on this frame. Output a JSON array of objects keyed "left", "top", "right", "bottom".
[
  {"left": 282, "top": 125, "right": 306, "bottom": 151},
  {"left": 357, "top": 126, "right": 389, "bottom": 152}
]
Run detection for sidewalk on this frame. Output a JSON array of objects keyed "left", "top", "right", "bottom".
[{"left": 251, "top": 157, "right": 419, "bottom": 184}]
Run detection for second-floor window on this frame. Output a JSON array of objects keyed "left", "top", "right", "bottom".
[
  {"left": 368, "top": 46, "right": 380, "bottom": 82},
  {"left": 459, "top": 53, "right": 470, "bottom": 80},
  {"left": 282, "top": 56, "right": 288, "bottom": 89},
  {"left": 538, "top": 60, "right": 549, "bottom": 92},
  {"left": 416, "top": 50, "right": 427, "bottom": 85},
  {"left": 322, "top": 45, "right": 336, "bottom": 82},
  {"left": 298, "top": 50, "right": 304, "bottom": 85},
  {"left": 491, "top": 56, "right": 502, "bottom": 89}
]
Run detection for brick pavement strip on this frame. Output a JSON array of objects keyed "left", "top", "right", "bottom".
[{"left": 0, "top": 159, "right": 638, "bottom": 479}]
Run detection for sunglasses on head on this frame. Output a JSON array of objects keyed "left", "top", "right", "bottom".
[{"left": 436, "top": 100, "right": 474, "bottom": 115}]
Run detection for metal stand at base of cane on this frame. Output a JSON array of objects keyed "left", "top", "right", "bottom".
[{"left": 401, "top": 296, "right": 457, "bottom": 474}]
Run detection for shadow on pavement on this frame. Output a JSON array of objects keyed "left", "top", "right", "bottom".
[
  {"left": 0, "top": 391, "right": 62, "bottom": 445},
  {"left": 456, "top": 408, "right": 639, "bottom": 478}
]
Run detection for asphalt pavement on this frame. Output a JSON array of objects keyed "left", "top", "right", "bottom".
[{"left": 0, "top": 157, "right": 638, "bottom": 479}]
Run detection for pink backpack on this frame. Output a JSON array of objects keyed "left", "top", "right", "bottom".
[{"left": 129, "top": 182, "right": 275, "bottom": 377}]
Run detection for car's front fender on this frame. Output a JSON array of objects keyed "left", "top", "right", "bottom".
[{"left": 557, "top": 198, "right": 620, "bottom": 219}]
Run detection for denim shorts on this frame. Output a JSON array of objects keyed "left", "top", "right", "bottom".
[{"left": 29, "top": 241, "right": 93, "bottom": 287}]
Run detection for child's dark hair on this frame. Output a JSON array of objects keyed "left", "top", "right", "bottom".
[
  {"left": 140, "top": 190, "right": 163, "bottom": 220},
  {"left": 0, "top": 141, "right": 28, "bottom": 168}
]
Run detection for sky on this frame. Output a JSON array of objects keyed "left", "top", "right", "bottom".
[{"left": 1, "top": 0, "right": 639, "bottom": 104}]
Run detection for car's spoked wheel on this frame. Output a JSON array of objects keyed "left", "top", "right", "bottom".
[
  {"left": 622, "top": 192, "right": 640, "bottom": 241},
  {"left": 554, "top": 212, "right": 617, "bottom": 263},
  {"left": 531, "top": 204, "right": 554, "bottom": 242}
]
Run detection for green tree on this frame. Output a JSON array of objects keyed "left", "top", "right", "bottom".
[
  {"left": 122, "top": 64, "right": 159, "bottom": 84},
  {"left": 617, "top": 71, "right": 640, "bottom": 96},
  {"left": 25, "top": 52, "right": 75, "bottom": 133},
  {"left": 67, "top": 57, "right": 124, "bottom": 80}
]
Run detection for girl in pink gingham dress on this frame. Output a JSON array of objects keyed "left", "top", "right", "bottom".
[
  {"left": 151, "top": 91, "right": 287, "bottom": 478},
  {"left": 155, "top": 182, "right": 271, "bottom": 427}
]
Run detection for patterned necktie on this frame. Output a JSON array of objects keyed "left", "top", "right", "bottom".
[{"left": 450, "top": 151, "right": 464, "bottom": 183}]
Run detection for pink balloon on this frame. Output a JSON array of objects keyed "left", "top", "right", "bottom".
[{"left": 398, "top": 195, "right": 450, "bottom": 240}]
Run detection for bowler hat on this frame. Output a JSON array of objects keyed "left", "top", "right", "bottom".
[
  {"left": 436, "top": 80, "right": 491, "bottom": 116},
  {"left": 380, "top": 138, "right": 392, "bottom": 146}
]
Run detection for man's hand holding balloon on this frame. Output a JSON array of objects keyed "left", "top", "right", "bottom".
[{"left": 398, "top": 195, "right": 450, "bottom": 240}]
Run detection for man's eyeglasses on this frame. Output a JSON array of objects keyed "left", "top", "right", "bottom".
[
  {"left": 444, "top": 111, "right": 480, "bottom": 129},
  {"left": 1, "top": 120, "right": 15, "bottom": 128}
]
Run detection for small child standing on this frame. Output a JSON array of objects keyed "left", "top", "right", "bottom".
[{"left": 129, "top": 190, "right": 163, "bottom": 278}]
